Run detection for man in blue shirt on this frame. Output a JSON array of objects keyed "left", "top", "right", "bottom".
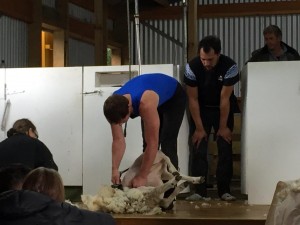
[{"left": 103, "top": 73, "right": 186, "bottom": 188}]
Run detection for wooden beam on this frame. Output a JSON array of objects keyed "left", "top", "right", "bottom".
[
  {"left": 197, "top": 1, "right": 300, "bottom": 18},
  {"left": 28, "top": 0, "right": 42, "bottom": 67},
  {"left": 94, "top": 0, "right": 108, "bottom": 65},
  {"left": 153, "top": 0, "right": 170, "bottom": 7},
  {"left": 69, "top": 17, "right": 94, "bottom": 41},
  {"left": 69, "top": 0, "right": 94, "bottom": 11},
  {"left": 140, "top": 6, "right": 182, "bottom": 20},
  {"left": 139, "top": 1, "right": 300, "bottom": 20},
  {"left": 0, "top": 0, "right": 32, "bottom": 23},
  {"left": 42, "top": 6, "right": 63, "bottom": 29},
  {"left": 187, "top": 0, "right": 198, "bottom": 61}
]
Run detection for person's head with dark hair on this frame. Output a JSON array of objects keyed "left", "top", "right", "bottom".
[
  {"left": 0, "top": 164, "right": 31, "bottom": 193},
  {"left": 198, "top": 35, "right": 221, "bottom": 54},
  {"left": 103, "top": 94, "right": 130, "bottom": 124},
  {"left": 198, "top": 35, "right": 221, "bottom": 71},
  {"left": 0, "top": 167, "right": 116, "bottom": 225},
  {"left": 262, "top": 25, "right": 283, "bottom": 53},
  {"left": 263, "top": 25, "right": 282, "bottom": 39},
  {"left": 22, "top": 167, "right": 65, "bottom": 202},
  {"left": 7, "top": 118, "right": 38, "bottom": 139}
]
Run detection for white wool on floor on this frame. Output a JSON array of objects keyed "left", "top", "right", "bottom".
[{"left": 81, "top": 185, "right": 163, "bottom": 215}]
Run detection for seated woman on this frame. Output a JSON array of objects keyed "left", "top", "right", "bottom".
[
  {"left": 0, "top": 118, "right": 58, "bottom": 170},
  {"left": 0, "top": 167, "right": 115, "bottom": 225}
]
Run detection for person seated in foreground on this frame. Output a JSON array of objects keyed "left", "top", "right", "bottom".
[
  {"left": 0, "top": 167, "right": 115, "bottom": 225},
  {"left": 0, "top": 164, "right": 31, "bottom": 193},
  {"left": 0, "top": 118, "right": 58, "bottom": 170}
]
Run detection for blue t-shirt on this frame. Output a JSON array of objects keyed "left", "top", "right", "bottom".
[{"left": 114, "top": 73, "right": 178, "bottom": 116}]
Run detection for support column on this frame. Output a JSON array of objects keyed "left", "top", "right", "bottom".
[
  {"left": 94, "top": 0, "right": 107, "bottom": 65},
  {"left": 55, "top": 0, "right": 68, "bottom": 66},
  {"left": 187, "top": 0, "right": 198, "bottom": 61},
  {"left": 28, "top": 0, "right": 42, "bottom": 67}
]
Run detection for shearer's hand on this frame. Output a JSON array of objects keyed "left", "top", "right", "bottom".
[
  {"left": 131, "top": 175, "right": 147, "bottom": 188},
  {"left": 111, "top": 168, "right": 121, "bottom": 184}
]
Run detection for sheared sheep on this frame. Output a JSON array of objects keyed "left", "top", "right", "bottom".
[{"left": 81, "top": 151, "right": 204, "bottom": 215}]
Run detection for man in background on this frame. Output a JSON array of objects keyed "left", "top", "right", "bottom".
[
  {"left": 248, "top": 25, "right": 300, "bottom": 62},
  {"left": 184, "top": 35, "right": 239, "bottom": 201}
]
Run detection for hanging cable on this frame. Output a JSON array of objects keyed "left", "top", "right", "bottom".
[
  {"left": 124, "top": 0, "right": 133, "bottom": 137},
  {"left": 134, "top": 0, "right": 142, "bottom": 75},
  {"left": 127, "top": 0, "right": 132, "bottom": 80}
]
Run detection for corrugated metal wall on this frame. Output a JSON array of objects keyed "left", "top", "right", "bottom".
[
  {"left": 136, "top": 19, "right": 185, "bottom": 66},
  {"left": 131, "top": 2, "right": 300, "bottom": 96},
  {"left": 1, "top": 1, "right": 299, "bottom": 71},
  {"left": 132, "top": 11, "right": 300, "bottom": 70},
  {"left": 41, "top": 1, "right": 97, "bottom": 67},
  {"left": 199, "top": 0, "right": 295, "bottom": 4},
  {"left": 42, "top": 0, "right": 55, "bottom": 8},
  {"left": 68, "top": 38, "right": 95, "bottom": 67},
  {"left": 69, "top": 3, "right": 95, "bottom": 23},
  {"left": 67, "top": 3, "right": 95, "bottom": 66},
  {"left": 0, "top": 16, "right": 28, "bottom": 68},
  {"left": 198, "top": 14, "right": 300, "bottom": 71}
]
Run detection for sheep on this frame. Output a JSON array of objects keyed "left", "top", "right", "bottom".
[
  {"left": 121, "top": 150, "right": 204, "bottom": 188},
  {"left": 81, "top": 151, "right": 204, "bottom": 215}
]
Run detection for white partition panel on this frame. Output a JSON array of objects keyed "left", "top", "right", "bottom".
[
  {"left": 4, "top": 67, "right": 83, "bottom": 186},
  {"left": 241, "top": 61, "right": 300, "bottom": 204},
  {"left": 83, "top": 64, "right": 189, "bottom": 194},
  {"left": 0, "top": 69, "right": 5, "bottom": 140}
]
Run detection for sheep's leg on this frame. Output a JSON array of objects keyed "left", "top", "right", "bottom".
[
  {"left": 149, "top": 175, "right": 182, "bottom": 200},
  {"left": 160, "top": 152, "right": 205, "bottom": 184},
  {"left": 160, "top": 160, "right": 175, "bottom": 180},
  {"left": 179, "top": 175, "right": 205, "bottom": 184},
  {"left": 159, "top": 181, "right": 189, "bottom": 209},
  {"left": 160, "top": 152, "right": 178, "bottom": 175},
  {"left": 160, "top": 153, "right": 181, "bottom": 181}
]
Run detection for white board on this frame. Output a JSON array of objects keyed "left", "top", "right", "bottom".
[
  {"left": 3, "top": 67, "right": 83, "bottom": 186},
  {"left": 0, "top": 69, "right": 5, "bottom": 140},
  {"left": 241, "top": 61, "right": 300, "bottom": 204}
]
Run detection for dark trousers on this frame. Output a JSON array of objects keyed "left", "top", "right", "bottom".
[
  {"left": 188, "top": 107, "right": 234, "bottom": 197},
  {"left": 142, "top": 83, "right": 186, "bottom": 169}
]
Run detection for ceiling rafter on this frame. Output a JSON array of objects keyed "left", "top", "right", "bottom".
[{"left": 138, "top": 1, "right": 300, "bottom": 20}]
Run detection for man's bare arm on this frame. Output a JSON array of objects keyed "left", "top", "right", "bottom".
[
  {"left": 111, "top": 123, "right": 126, "bottom": 184},
  {"left": 186, "top": 85, "right": 207, "bottom": 146},
  {"left": 132, "top": 91, "right": 159, "bottom": 187},
  {"left": 217, "top": 85, "right": 234, "bottom": 143}
]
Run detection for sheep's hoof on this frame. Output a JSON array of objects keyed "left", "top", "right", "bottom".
[
  {"left": 172, "top": 171, "right": 180, "bottom": 176},
  {"left": 161, "top": 201, "right": 174, "bottom": 211},
  {"left": 175, "top": 175, "right": 182, "bottom": 181}
]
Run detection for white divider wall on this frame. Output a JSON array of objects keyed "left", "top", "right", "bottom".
[
  {"left": 1, "top": 67, "right": 83, "bottom": 186},
  {"left": 0, "top": 65, "right": 189, "bottom": 193},
  {"left": 82, "top": 64, "right": 189, "bottom": 194},
  {"left": 0, "top": 69, "right": 5, "bottom": 140},
  {"left": 241, "top": 61, "right": 300, "bottom": 204}
]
